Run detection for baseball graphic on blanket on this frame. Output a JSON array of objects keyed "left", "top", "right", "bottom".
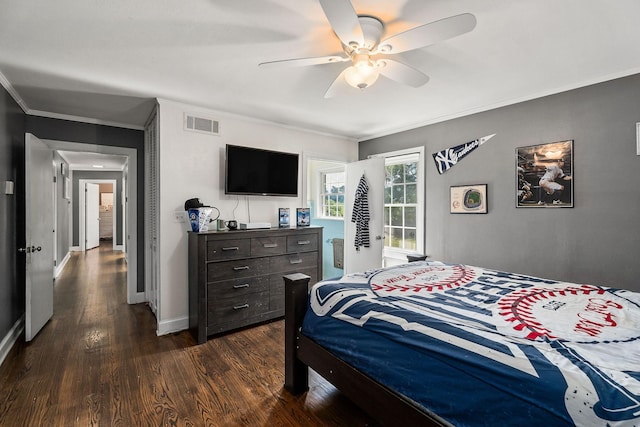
[{"left": 495, "top": 284, "right": 640, "bottom": 343}]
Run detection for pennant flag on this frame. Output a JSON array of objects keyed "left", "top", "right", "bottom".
[{"left": 432, "top": 134, "right": 495, "bottom": 174}]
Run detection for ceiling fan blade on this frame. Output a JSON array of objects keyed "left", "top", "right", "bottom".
[
  {"left": 377, "top": 59, "right": 429, "bottom": 87},
  {"left": 379, "top": 13, "right": 476, "bottom": 54},
  {"left": 324, "top": 68, "right": 351, "bottom": 98},
  {"left": 259, "top": 55, "right": 349, "bottom": 68},
  {"left": 319, "top": 0, "right": 364, "bottom": 47}
]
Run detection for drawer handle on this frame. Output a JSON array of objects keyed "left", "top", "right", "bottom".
[
  {"left": 233, "top": 266, "right": 250, "bottom": 271},
  {"left": 222, "top": 246, "right": 239, "bottom": 251},
  {"left": 233, "top": 304, "right": 249, "bottom": 310},
  {"left": 233, "top": 283, "right": 250, "bottom": 289},
  {"left": 289, "top": 259, "right": 303, "bottom": 265},
  {"left": 297, "top": 240, "right": 311, "bottom": 245},
  {"left": 263, "top": 243, "right": 278, "bottom": 248}
]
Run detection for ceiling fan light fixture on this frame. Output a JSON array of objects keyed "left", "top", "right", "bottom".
[{"left": 345, "top": 53, "right": 379, "bottom": 89}]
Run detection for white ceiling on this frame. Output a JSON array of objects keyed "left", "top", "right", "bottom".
[{"left": 1, "top": 0, "right": 640, "bottom": 141}]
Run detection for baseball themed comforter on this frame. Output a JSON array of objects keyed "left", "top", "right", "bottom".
[{"left": 301, "top": 260, "right": 640, "bottom": 427}]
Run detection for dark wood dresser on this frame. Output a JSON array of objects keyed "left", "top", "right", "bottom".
[{"left": 188, "top": 226, "right": 323, "bottom": 344}]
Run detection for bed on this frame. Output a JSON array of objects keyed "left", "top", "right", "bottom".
[{"left": 283, "top": 260, "right": 640, "bottom": 427}]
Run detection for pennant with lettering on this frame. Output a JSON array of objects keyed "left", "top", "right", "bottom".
[{"left": 432, "top": 134, "right": 496, "bottom": 174}]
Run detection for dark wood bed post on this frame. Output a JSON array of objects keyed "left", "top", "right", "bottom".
[{"left": 283, "top": 273, "right": 310, "bottom": 394}]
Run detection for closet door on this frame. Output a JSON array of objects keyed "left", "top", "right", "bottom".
[{"left": 144, "top": 110, "right": 159, "bottom": 316}]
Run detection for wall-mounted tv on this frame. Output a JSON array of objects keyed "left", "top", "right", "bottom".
[{"left": 225, "top": 144, "right": 299, "bottom": 197}]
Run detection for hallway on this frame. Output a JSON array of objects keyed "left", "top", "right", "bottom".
[{"left": 0, "top": 244, "right": 377, "bottom": 426}]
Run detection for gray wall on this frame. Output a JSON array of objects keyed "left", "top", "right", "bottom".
[
  {"left": 360, "top": 73, "right": 640, "bottom": 292},
  {"left": 53, "top": 152, "right": 71, "bottom": 268},
  {"left": 71, "top": 171, "right": 123, "bottom": 247},
  {"left": 0, "top": 85, "right": 25, "bottom": 340}
]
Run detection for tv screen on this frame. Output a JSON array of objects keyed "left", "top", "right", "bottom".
[{"left": 225, "top": 144, "right": 299, "bottom": 197}]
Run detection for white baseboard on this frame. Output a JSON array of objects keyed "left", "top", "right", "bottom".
[
  {"left": 0, "top": 315, "right": 24, "bottom": 368},
  {"left": 114, "top": 245, "right": 124, "bottom": 251},
  {"left": 54, "top": 252, "right": 71, "bottom": 278},
  {"left": 128, "top": 291, "right": 146, "bottom": 305},
  {"left": 70, "top": 246, "right": 81, "bottom": 252},
  {"left": 156, "top": 316, "right": 189, "bottom": 336}
]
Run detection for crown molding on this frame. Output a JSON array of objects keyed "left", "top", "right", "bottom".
[
  {"left": 27, "top": 109, "right": 144, "bottom": 131},
  {"left": 0, "top": 69, "right": 29, "bottom": 113}
]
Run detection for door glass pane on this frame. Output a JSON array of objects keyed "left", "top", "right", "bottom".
[{"left": 384, "top": 226, "right": 390, "bottom": 246}]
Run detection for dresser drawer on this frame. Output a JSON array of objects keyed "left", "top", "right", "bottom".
[
  {"left": 207, "top": 257, "right": 270, "bottom": 281},
  {"left": 251, "top": 236, "right": 286, "bottom": 256},
  {"left": 287, "top": 233, "right": 319, "bottom": 252},
  {"left": 208, "top": 276, "right": 269, "bottom": 299},
  {"left": 207, "top": 291, "right": 269, "bottom": 327},
  {"left": 270, "top": 251, "right": 318, "bottom": 273},
  {"left": 206, "top": 238, "right": 251, "bottom": 261}
]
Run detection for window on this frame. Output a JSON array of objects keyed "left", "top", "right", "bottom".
[
  {"left": 319, "top": 170, "right": 345, "bottom": 219},
  {"left": 379, "top": 149, "right": 424, "bottom": 261}
]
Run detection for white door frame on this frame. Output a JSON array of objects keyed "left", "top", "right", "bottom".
[
  {"left": 79, "top": 179, "right": 117, "bottom": 251},
  {"left": 43, "top": 140, "right": 142, "bottom": 305}
]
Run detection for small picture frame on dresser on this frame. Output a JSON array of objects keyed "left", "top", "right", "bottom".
[
  {"left": 296, "top": 208, "right": 310, "bottom": 227},
  {"left": 279, "top": 208, "right": 290, "bottom": 228}
]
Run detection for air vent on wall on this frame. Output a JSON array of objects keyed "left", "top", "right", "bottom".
[{"left": 184, "top": 112, "right": 220, "bottom": 136}]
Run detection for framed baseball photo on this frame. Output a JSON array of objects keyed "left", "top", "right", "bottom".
[
  {"left": 516, "top": 140, "right": 573, "bottom": 208},
  {"left": 450, "top": 184, "right": 487, "bottom": 214}
]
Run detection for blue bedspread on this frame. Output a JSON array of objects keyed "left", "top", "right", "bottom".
[{"left": 301, "top": 261, "right": 640, "bottom": 427}]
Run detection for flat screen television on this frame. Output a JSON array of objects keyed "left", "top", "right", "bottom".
[{"left": 225, "top": 144, "right": 299, "bottom": 197}]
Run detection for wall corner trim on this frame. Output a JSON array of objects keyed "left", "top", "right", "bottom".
[
  {"left": 54, "top": 252, "right": 71, "bottom": 279},
  {"left": 156, "top": 316, "right": 189, "bottom": 336},
  {"left": 128, "top": 291, "right": 146, "bottom": 305},
  {"left": 0, "top": 315, "right": 25, "bottom": 368}
]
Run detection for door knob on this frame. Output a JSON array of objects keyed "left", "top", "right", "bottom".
[
  {"left": 375, "top": 235, "right": 382, "bottom": 240},
  {"left": 32, "top": 246, "right": 42, "bottom": 252}
]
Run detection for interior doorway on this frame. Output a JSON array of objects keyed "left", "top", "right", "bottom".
[
  {"left": 79, "top": 179, "right": 118, "bottom": 252},
  {"left": 44, "top": 139, "right": 142, "bottom": 305}
]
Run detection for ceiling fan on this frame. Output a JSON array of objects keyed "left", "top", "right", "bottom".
[{"left": 259, "top": 0, "right": 477, "bottom": 98}]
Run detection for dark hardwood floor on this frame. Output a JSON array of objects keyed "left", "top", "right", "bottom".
[{"left": 0, "top": 243, "right": 379, "bottom": 426}]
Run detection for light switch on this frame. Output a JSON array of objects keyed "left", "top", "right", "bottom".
[
  {"left": 174, "top": 210, "right": 187, "bottom": 223},
  {"left": 4, "top": 181, "right": 14, "bottom": 195}
]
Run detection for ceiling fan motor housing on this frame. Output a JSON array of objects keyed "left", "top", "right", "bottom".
[{"left": 355, "top": 15, "right": 384, "bottom": 50}]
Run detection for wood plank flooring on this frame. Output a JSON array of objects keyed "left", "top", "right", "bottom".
[{"left": 0, "top": 243, "right": 379, "bottom": 426}]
